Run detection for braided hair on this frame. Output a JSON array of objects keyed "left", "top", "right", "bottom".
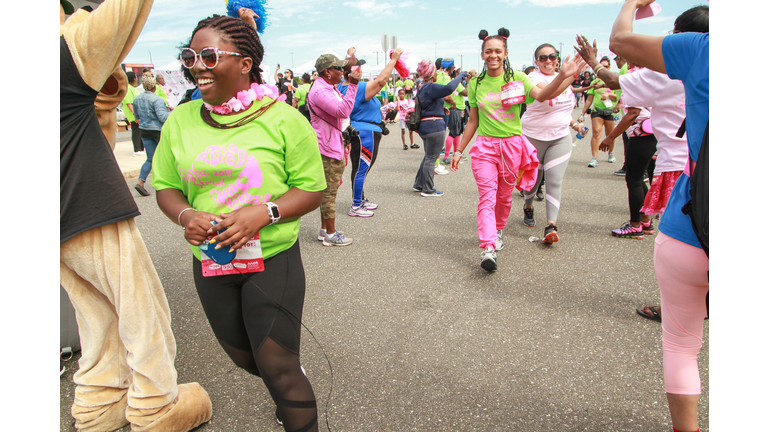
[
  {"left": 182, "top": 15, "right": 276, "bottom": 129},
  {"left": 181, "top": 14, "right": 265, "bottom": 86},
  {"left": 476, "top": 28, "right": 513, "bottom": 86}
]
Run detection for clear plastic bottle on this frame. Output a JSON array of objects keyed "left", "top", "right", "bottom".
[{"left": 572, "top": 125, "right": 588, "bottom": 146}]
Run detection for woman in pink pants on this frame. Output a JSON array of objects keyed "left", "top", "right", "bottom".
[
  {"left": 609, "top": 2, "right": 709, "bottom": 431},
  {"left": 450, "top": 27, "right": 586, "bottom": 271}
]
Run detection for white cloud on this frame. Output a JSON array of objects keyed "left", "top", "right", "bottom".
[
  {"left": 343, "top": 1, "right": 396, "bottom": 17},
  {"left": 498, "top": 0, "right": 622, "bottom": 6}
]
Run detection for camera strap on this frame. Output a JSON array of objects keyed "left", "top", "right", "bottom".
[{"left": 306, "top": 81, "right": 344, "bottom": 133}]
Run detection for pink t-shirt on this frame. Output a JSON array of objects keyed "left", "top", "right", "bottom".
[
  {"left": 396, "top": 98, "right": 410, "bottom": 119},
  {"left": 521, "top": 70, "right": 575, "bottom": 141},
  {"left": 619, "top": 68, "right": 687, "bottom": 173}
]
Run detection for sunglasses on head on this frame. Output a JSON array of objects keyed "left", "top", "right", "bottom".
[
  {"left": 180, "top": 47, "right": 243, "bottom": 69},
  {"left": 328, "top": 66, "right": 343, "bottom": 71},
  {"left": 538, "top": 53, "right": 559, "bottom": 62}
]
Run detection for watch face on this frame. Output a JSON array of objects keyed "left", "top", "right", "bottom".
[{"left": 269, "top": 204, "right": 280, "bottom": 218}]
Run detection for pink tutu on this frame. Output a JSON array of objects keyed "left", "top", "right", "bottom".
[{"left": 641, "top": 170, "right": 682, "bottom": 216}]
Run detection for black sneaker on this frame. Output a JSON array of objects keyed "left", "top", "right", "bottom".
[
  {"left": 134, "top": 183, "right": 150, "bottom": 196},
  {"left": 535, "top": 187, "right": 544, "bottom": 201},
  {"left": 523, "top": 206, "right": 536, "bottom": 227},
  {"left": 543, "top": 223, "right": 559, "bottom": 244},
  {"left": 411, "top": 143, "right": 420, "bottom": 149},
  {"left": 403, "top": 144, "right": 408, "bottom": 150},
  {"left": 614, "top": 168, "right": 626, "bottom": 176}
]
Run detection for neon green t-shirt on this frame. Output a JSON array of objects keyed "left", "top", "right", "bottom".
[
  {"left": 122, "top": 84, "right": 139, "bottom": 122},
  {"left": 154, "top": 86, "right": 169, "bottom": 105},
  {"left": 395, "top": 80, "right": 404, "bottom": 88},
  {"left": 446, "top": 83, "right": 465, "bottom": 110},
  {"left": 436, "top": 70, "right": 451, "bottom": 85},
  {"left": 294, "top": 83, "right": 311, "bottom": 107},
  {"left": 468, "top": 71, "right": 535, "bottom": 137},
  {"left": 152, "top": 97, "right": 326, "bottom": 261},
  {"left": 587, "top": 78, "right": 616, "bottom": 111},
  {"left": 403, "top": 79, "right": 414, "bottom": 91}
]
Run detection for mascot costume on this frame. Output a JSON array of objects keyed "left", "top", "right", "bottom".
[{"left": 59, "top": 0, "right": 212, "bottom": 430}]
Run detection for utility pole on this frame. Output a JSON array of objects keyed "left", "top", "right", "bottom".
[
  {"left": 459, "top": 55, "right": 463, "bottom": 70},
  {"left": 559, "top": 43, "right": 563, "bottom": 57},
  {"left": 374, "top": 51, "right": 382, "bottom": 64}
]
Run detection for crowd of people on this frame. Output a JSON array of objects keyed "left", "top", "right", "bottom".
[{"left": 63, "top": 0, "right": 708, "bottom": 430}]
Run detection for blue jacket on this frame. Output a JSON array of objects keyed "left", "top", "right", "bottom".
[
  {"left": 133, "top": 91, "right": 169, "bottom": 131},
  {"left": 417, "top": 73, "right": 466, "bottom": 135}
]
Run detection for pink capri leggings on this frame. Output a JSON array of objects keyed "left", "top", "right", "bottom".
[{"left": 654, "top": 232, "right": 709, "bottom": 395}]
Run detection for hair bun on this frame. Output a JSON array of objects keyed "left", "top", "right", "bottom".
[
  {"left": 497, "top": 28, "right": 510, "bottom": 38},
  {"left": 478, "top": 30, "right": 489, "bottom": 41}
]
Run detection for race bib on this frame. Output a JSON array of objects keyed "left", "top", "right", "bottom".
[
  {"left": 603, "top": 97, "right": 613, "bottom": 108},
  {"left": 201, "top": 233, "right": 265, "bottom": 277},
  {"left": 501, "top": 81, "right": 526, "bottom": 107}
]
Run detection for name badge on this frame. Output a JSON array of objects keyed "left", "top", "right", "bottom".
[
  {"left": 200, "top": 233, "right": 265, "bottom": 277},
  {"left": 501, "top": 81, "right": 526, "bottom": 107}
]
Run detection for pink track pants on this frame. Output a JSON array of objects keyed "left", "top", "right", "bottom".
[{"left": 470, "top": 135, "right": 537, "bottom": 249}]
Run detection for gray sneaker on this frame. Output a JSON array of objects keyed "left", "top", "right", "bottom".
[
  {"left": 523, "top": 206, "right": 536, "bottom": 227},
  {"left": 348, "top": 205, "right": 374, "bottom": 217},
  {"left": 323, "top": 231, "right": 353, "bottom": 246},
  {"left": 495, "top": 230, "right": 504, "bottom": 251},
  {"left": 481, "top": 246, "right": 497, "bottom": 271}
]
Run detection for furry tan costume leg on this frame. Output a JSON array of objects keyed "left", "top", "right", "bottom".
[{"left": 60, "top": 220, "right": 212, "bottom": 431}]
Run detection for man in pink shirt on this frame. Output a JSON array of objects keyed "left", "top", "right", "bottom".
[{"left": 307, "top": 54, "right": 361, "bottom": 246}]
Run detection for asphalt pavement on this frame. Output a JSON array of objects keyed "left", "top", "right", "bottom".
[{"left": 60, "top": 108, "right": 709, "bottom": 431}]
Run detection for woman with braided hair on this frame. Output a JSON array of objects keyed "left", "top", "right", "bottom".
[
  {"left": 450, "top": 28, "right": 586, "bottom": 271},
  {"left": 152, "top": 13, "right": 326, "bottom": 431}
]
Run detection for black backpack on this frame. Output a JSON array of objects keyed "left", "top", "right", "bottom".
[
  {"left": 407, "top": 96, "right": 422, "bottom": 132},
  {"left": 679, "top": 119, "right": 709, "bottom": 257}
]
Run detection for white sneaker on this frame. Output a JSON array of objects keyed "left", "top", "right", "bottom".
[
  {"left": 323, "top": 231, "right": 353, "bottom": 246},
  {"left": 480, "top": 246, "right": 498, "bottom": 271},
  {"left": 435, "top": 165, "right": 450, "bottom": 175},
  {"left": 317, "top": 229, "right": 327, "bottom": 241},
  {"left": 348, "top": 205, "right": 374, "bottom": 217},
  {"left": 133, "top": 151, "right": 146, "bottom": 157},
  {"left": 362, "top": 198, "right": 378, "bottom": 210},
  {"left": 495, "top": 230, "right": 504, "bottom": 251}
]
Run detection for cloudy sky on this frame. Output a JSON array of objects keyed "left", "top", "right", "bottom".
[{"left": 123, "top": 0, "right": 701, "bottom": 73}]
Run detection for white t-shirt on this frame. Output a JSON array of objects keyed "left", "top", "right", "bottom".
[
  {"left": 619, "top": 68, "right": 687, "bottom": 173},
  {"left": 521, "top": 70, "right": 575, "bottom": 141}
]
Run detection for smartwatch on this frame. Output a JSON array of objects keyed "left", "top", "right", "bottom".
[{"left": 266, "top": 202, "right": 281, "bottom": 225}]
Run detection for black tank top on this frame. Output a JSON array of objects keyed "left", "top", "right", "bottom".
[{"left": 60, "top": 36, "right": 140, "bottom": 244}]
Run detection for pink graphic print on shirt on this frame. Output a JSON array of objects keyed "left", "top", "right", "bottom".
[
  {"left": 182, "top": 144, "right": 272, "bottom": 211},
  {"left": 480, "top": 91, "right": 517, "bottom": 122}
]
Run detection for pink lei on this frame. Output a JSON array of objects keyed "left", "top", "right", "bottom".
[{"left": 203, "top": 83, "right": 286, "bottom": 115}]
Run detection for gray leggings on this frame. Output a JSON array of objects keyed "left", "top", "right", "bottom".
[{"left": 523, "top": 134, "right": 573, "bottom": 223}]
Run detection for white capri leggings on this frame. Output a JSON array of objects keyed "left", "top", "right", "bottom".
[{"left": 654, "top": 232, "right": 709, "bottom": 395}]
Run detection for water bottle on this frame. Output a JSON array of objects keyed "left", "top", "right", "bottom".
[
  {"left": 572, "top": 125, "right": 588, "bottom": 147},
  {"left": 613, "top": 115, "right": 620, "bottom": 122}
]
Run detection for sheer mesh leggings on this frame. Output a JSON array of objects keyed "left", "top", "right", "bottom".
[{"left": 219, "top": 338, "right": 317, "bottom": 432}]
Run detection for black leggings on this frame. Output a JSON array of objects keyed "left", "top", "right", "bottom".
[
  {"left": 625, "top": 134, "right": 657, "bottom": 223},
  {"left": 193, "top": 241, "right": 317, "bottom": 431}
]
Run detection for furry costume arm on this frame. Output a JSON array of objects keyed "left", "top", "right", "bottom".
[{"left": 60, "top": 0, "right": 154, "bottom": 92}]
